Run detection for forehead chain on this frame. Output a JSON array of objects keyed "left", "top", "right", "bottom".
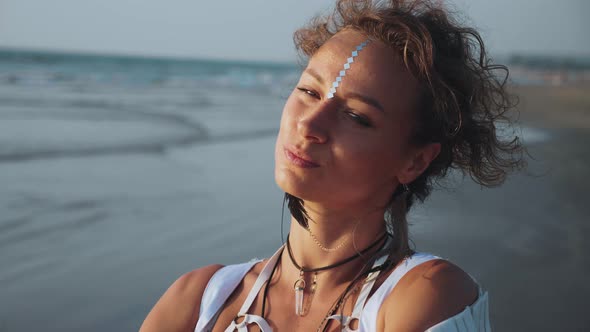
[{"left": 326, "top": 39, "right": 371, "bottom": 99}]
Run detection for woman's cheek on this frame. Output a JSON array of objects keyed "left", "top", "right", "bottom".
[{"left": 280, "top": 97, "right": 300, "bottom": 129}]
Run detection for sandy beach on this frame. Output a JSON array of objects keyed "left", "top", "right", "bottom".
[{"left": 0, "top": 81, "right": 588, "bottom": 331}]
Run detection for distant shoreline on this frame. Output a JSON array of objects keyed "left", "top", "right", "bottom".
[
  {"left": 0, "top": 46, "right": 299, "bottom": 68},
  {"left": 510, "top": 84, "right": 590, "bottom": 129}
]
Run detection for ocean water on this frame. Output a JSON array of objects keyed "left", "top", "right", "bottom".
[
  {"left": 0, "top": 49, "right": 301, "bottom": 162},
  {"left": 0, "top": 49, "right": 298, "bottom": 331}
]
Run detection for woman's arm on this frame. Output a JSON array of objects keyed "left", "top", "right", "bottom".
[
  {"left": 381, "top": 260, "right": 479, "bottom": 332},
  {"left": 139, "top": 264, "right": 224, "bottom": 332}
]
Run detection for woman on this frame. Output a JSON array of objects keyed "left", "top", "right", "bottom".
[{"left": 140, "top": 0, "right": 524, "bottom": 331}]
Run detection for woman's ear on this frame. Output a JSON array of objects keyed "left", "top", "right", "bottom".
[{"left": 398, "top": 142, "right": 441, "bottom": 184}]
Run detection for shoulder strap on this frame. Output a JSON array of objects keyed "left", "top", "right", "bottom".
[
  {"left": 359, "top": 252, "right": 442, "bottom": 331},
  {"left": 222, "top": 246, "right": 285, "bottom": 332},
  {"left": 325, "top": 253, "right": 389, "bottom": 332},
  {"left": 324, "top": 236, "right": 393, "bottom": 332},
  {"left": 236, "top": 245, "right": 284, "bottom": 315},
  {"left": 194, "top": 259, "right": 261, "bottom": 332}
]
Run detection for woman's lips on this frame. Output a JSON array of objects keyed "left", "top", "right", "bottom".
[{"left": 284, "top": 148, "right": 320, "bottom": 168}]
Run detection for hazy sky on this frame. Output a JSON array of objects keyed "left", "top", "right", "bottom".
[{"left": 0, "top": 0, "right": 587, "bottom": 62}]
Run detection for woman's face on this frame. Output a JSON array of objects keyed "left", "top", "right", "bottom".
[{"left": 275, "top": 29, "right": 428, "bottom": 210}]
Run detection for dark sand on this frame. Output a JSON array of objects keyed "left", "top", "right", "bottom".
[{"left": 410, "top": 84, "right": 590, "bottom": 331}]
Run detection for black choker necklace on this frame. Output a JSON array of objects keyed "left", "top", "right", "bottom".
[{"left": 285, "top": 232, "right": 387, "bottom": 316}]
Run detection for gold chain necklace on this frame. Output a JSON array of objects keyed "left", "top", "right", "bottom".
[
  {"left": 306, "top": 219, "right": 361, "bottom": 252},
  {"left": 307, "top": 228, "right": 350, "bottom": 252}
]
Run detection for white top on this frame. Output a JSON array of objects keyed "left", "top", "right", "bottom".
[{"left": 194, "top": 247, "right": 491, "bottom": 332}]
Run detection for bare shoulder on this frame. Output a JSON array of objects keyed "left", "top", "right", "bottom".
[
  {"left": 139, "top": 264, "right": 224, "bottom": 332},
  {"left": 381, "top": 259, "right": 479, "bottom": 332}
]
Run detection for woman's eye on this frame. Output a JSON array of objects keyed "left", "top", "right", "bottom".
[
  {"left": 297, "top": 87, "right": 319, "bottom": 99},
  {"left": 296, "top": 87, "right": 372, "bottom": 128},
  {"left": 346, "top": 111, "right": 372, "bottom": 127}
]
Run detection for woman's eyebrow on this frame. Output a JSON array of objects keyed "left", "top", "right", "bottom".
[
  {"left": 344, "top": 91, "right": 385, "bottom": 112},
  {"left": 303, "top": 68, "right": 325, "bottom": 85},
  {"left": 303, "top": 67, "right": 384, "bottom": 113}
]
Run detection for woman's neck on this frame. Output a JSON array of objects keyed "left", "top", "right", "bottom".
[{"left": 283, "top": 202, "right": 387, "bottom": 285}]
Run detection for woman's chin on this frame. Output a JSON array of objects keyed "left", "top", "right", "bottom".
[
  {"left": 275, "top": 169, "right": 301, "bottom": 195},
  {"left": 275, "top": 169, "right": 320, "bottom": 201}
]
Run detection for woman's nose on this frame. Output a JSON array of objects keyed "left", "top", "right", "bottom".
[{"left": 296, "top": 100, "right": 333, "bottom": 144}]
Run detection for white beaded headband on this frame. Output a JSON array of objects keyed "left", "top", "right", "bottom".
[{"left": 326, "top": 39, "right": 371, "bottom": 99}]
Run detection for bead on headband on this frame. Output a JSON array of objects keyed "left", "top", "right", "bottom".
[{"left": 326, "top": 39, "right": 371, "bottom": 99}]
